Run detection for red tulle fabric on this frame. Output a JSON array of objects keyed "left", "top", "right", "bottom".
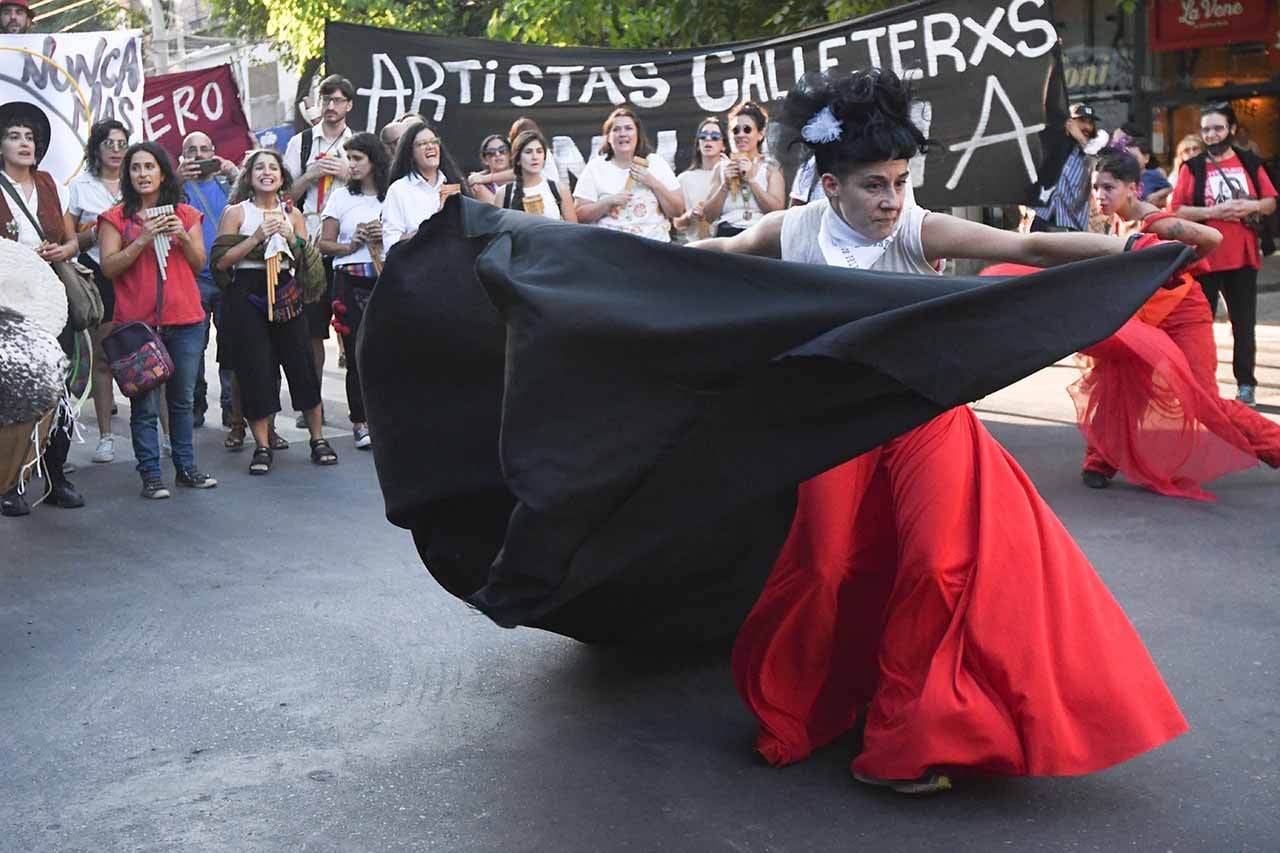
[
  {"left": 732, "top": 407, "right": 1188, "bottom": 780},
  {"left": 985, "top": 253, "right": 1280, "bottom": 501}
]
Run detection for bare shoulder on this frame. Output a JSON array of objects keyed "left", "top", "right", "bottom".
[{"left": 217, "top": 202, "right": 245, "bottom": 233}]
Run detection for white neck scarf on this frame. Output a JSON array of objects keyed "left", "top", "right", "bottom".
[{"left": 817, "top": 202, "right": 901, "bottom": 270}]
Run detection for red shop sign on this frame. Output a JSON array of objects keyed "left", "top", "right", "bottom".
[{"left": 1149, "top": 0, "right": 1277, "bottom": 51}]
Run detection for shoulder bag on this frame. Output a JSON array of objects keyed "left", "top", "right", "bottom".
[
  {"left": 100, "top": 248, "right": 174, "bottom": 398},
  {"left": 1203, "top": 149, "right": 1266, "bottom": 234},
  {"left": 0, "top": 173, "right": 103, "bottom": 331}
]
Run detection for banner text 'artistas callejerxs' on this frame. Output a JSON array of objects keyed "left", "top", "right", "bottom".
[{"left": 327, "top": 0, "right": 1073, "bottom": 209}]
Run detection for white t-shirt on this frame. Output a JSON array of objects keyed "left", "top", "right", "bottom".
[
  {"left": 574, "top": 153, "right": 680, "bottom": 242},
  {"left": 381, "top": 170, "right": 447, "bottom": 246},
  {"left": 283, "top": 124, "right": 354, "bottom": 234},
  {"left": 67, "top": 172, "right": 120, "bottom": 263},
  {"left": 676, "top": 167, "right": 715, "bottom": 242},
  {"left": 321, "top": 185, "right": 384, "bottom": 267}
]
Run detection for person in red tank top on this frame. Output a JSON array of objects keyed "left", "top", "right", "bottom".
[
  {"left": 1169, "top": 103, "right": 1278, "bottom": 406},
  {"left": 1071, "top": 151, "right": 1280, "bottom": 499}
]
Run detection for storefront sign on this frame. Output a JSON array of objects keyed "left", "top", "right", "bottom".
[{"left": 1149, "top": 0, "right": 1277, "bottom": 52}]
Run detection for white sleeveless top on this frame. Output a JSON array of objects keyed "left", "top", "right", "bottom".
[
  {"left": 780, "top": 199, "right": 937, "bottom": 276},
  {"left": 235, "top": 200, "right": 293, "bottom": 270},
  {"left": 713, "top": 157, "right": 774, "bottom": 229}
]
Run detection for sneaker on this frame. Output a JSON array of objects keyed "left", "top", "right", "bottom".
[
  {"left": 175, "top": 467, "right": 218, "bottom": 489},
  {"left": 1236, "top": 384, "right": 1256, "bottom": 407},
  {"left": 1081, "top": 469, "right": 1111, "bottom": 489},
  {"left": 160, "top": 433, "right": 172, "bottom": 458},
  {"left": 353, "top": 424, "right": 372, "bottom": 449},
  {"left": 853, "top": 770, "right": 952, "bottom": 795},
  {"left": 92, "top": 434, "right": 115, "bottom": 463},
  {"left": 140, "top": 478, "right": 171, "bottom": 500}
]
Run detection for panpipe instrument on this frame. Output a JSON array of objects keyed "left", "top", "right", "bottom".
[
  {"left": 521, "top": 192, "right": 545, "bottom": 216},
  {"left": 263, "top": 209, "right": 286, "bottom": 322},
  {"left": 440, "top": 183, "right": 461, "bottom": 200},
  {"left": 730, "top": 154, "right": 752, "bottom": 199},
  {"left": 365, "top": 219, "right": 385, "bottom": 275},
  {"left": 613, "top": 156, "right": 648, "bottom": 216},
  {"left": 143, "top": 204, "right": 175, "bottom": 280},
  {"left": 697, "top": 219, "right": 710, "bottom": 239}
]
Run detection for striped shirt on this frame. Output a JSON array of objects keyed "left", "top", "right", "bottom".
[{"left": 1033, "top": 146, "right": 1090, "bottom": 232}]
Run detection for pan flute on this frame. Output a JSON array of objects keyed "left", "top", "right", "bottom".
[
  {"left": 521, "top": 193, "right": 544, "bottom": 216},
  {"left": 367, "top": 220, "right": 385, "bottom": 275},
  {"left": 144, "top": 204, "right": 175, "bottom": 280},
  {"left": 612, "top": 156, "right": 647, "bottom": 217}
]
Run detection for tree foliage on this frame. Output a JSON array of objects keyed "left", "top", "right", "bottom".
[{"left": 206, "top": 0, "right": 898, "bottom": 67}]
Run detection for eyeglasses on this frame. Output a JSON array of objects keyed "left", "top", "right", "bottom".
[
  {"left": 320, "top": 96, "right": 350, "bottom": 106},
  {"left": 101, "top": 139, "right": 128, "bottom": 151},
  {"left": 732, "top": 125, "right": 755, "bottom": 135},
  {"left": 697, "top": 131, "right": 722, "bottom": 141},
  {"left": 415, "top": 139, "right": 441, "bottom": 150},
  {"left": 483, "top": 146, "right": 509, "bottom": 156}
]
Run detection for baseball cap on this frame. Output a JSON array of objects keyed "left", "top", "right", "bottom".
[{"left": 1069, "top": 103, "right": 1096, "bottom": 120}]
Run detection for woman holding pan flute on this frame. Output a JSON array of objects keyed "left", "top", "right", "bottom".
[
  {"left": 494, "top": 129, "right": 578, "bottom": 223},
  {"left": 317, "top": 132, "right": 390, "bottom": 451},
  {"left": 98, "top": 141, "right": 215, "bottom": 498},
  {"left": 574, "top": 106, "right": 684, "bottom": 241},
  {"left": 212, "top": 149, "right": 337, "bottom": 475},
  {"left": 700, "top": 101, "right": 786, "bottom": 237}
]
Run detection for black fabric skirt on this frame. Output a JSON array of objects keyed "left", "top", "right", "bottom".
[
  {"left": 222, "top": 268, "right": 321, "bottom": 420},
  {"left": 360, "top": 196, "right": 1193, "bottom": 644}
]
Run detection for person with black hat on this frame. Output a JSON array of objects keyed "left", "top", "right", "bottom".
[
  {"left": 0, "top": 101, "right": 86, "bottom": 516},
  {"left": 0, "top": 0, "right": 32, "bottom": 34},
  {"left": 1029, "top": 103, "right": 1109, "bottom": 233}
]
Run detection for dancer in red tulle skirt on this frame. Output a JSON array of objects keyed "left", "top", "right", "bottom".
[
  {"left": 696, "top": 70, "right": 1188, "bottom": 794},
  {"left": 1002, "top": 151, "right": 1280, "bottom": 501}
]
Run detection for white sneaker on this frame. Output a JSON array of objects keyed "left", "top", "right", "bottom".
[
  {"left": 92, "top": 434, "right": 115, "bottom": 463},
  {"left": 160, "top": 432, "right": 172, "bottom": 458}
]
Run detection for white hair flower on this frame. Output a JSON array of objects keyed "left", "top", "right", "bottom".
[{"left": 801, "top": 106, "right": 843, "bottom": 144}]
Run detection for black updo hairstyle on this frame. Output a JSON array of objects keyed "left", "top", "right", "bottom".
[
  {"left": 1095, "top": 150, "right": 1141, "bottom": 185},
  {"left": 769, "top": 68, "right": 929, "bottom": 180}
]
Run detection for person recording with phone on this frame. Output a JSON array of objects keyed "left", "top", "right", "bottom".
[{"left": 178, "top": 131, "right": 238, "bottom": 431}]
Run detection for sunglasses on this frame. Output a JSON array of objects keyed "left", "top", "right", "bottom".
[
  {"left": 731, "top": 125, "right": 755, "bottom": 135},
  {"left": 697, "top": 131, "right": 723, "bottom": 141},
  {"left": 101, "top": 139, "right": 129, "bottom": 151},
  {"left": 483, "top": 146, "right": 509, "bottom": 156}
]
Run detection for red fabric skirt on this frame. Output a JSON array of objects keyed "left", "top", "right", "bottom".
[
  {"left": 1072, "top": 286, "right": 1280, "bottom": 501},
  {"left": 732, "top": 406, "right": 1188, "bottom": 780}
]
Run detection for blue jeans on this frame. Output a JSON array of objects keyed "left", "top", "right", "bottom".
[{"left": 130, "top": 322, "right": 205, "bottom": 481}]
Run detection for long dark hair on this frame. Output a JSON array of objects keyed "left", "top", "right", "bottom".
[
  {"left": 120, "top": 141, "right": 182, "bottom": 218},
  {"left": 770, "top": 68, "right": 929, "bottom": 180},
  {"left": 510, "top": 129, "right": 552, "bottom": 204},
  {"left": 84, "top": 119, "right": 126, "bottom": 177},
  {"left": 389, "top": 121, "right": 469, "bottom": 196},
  {"left": 687, "top": 117, "right": 723, "bottom": 171},
  {"left": 344, "top": 132, "right": 390, "bottom": 201},
  {"left": 598, "top": 107, "right": 651, "bottom": 160},
  {"left": 232, "top": 149, "right": 294, "bottom": 203}
]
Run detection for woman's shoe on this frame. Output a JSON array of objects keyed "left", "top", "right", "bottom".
[
  {"left": 225, "top": 419, "right": 246, "bottom": 450},
  {"left": 853, "top": 770, "right": 952, "bottom": 795},
  {"left": 1, "top": 488, "right": 30, "bottom": 517},
  {"left": 92, "top": 434, "right": 115, "bottom": 463},
  {"left": 140, "top": 478, "right": 171, "bottom": 500},
  {"left": 249, "top": 446, "right": 273, "bottom": 476},
  {"left": 353, "top": 424, "right": 371, "bottom": 449},
  {"left": 310, "top": 437, "right": 338, "bottom": 465},
  {"left": 1081, "top": 469, "right": 1111, "bottom": 489}
]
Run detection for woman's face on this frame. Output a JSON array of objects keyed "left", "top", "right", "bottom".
[
  {"left": 731, "top": 115, "right": 763, "bottom": 156},
  {"left": 129, "top": 151, "right": 162, "bottom": 195},
  {"left": 519, "top": 140, "right": 545, "bottom": 176},
  {"left": 412, "top": 128, "right": 441, "bottom": 174},
  {"left": 101, "top": 130, "right": 128, "bottom": 171},
  {"left": 250, "top": 153, "right": 283, "bottom": 194},
  {"left": 1092, "top": 169, "right": 1135, "bottom": 219},
  {"left": 1177, "top": 141, "right": 1203, "bottom": 163},
  {"left": 608, "top": 116, "right": 637, "bottom": 159},
  {"left": 1, "top": 125, "right": 37, "bottom": 169},
  {"left": 347, "top": 149, "right": 371, "bottom": 182},
  {"left": 696, "top": 122, "right": 724, "bottom": 162},
  {"left": 482, "top": 138, "right": 510, "bottom": 172},
  {"left": 826, "top": 159, "right": 910, "bottom": 242}
]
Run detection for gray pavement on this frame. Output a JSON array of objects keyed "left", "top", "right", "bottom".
[{"left": 2, "top": 313, "right": 1278, "bottom": 852}]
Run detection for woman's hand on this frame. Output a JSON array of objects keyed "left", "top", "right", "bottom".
[
  {"left": 467, "top": 171, "right": 491, "bottom": 187},
  {"left": 629, "top": 163, "right": 657, "bottom": 189},
  {"left": 139, "top": 214, "right": 169, "bottom": 241},
  {"left": 721, "top": 159, "right": 743, "bottom": 181},
  {"left": 362, "top": 220, "right": 382, "bottom": 243},
  {"left": 36, "top": 241, "right": 73, "bottom": 263},
  {"left": 349, "top": 224, "right": 368, "bottom": 248},
  {"left": 599, "top": 191, "right": 631, "bottom": 209}
]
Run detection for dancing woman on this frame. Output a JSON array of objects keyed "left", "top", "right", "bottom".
[
  {"left": 693, "top": 69, "right": 1188, "bottom": 794},
  {"left": 1068, "top": 151, "right": 1280, "bottom": 497}
]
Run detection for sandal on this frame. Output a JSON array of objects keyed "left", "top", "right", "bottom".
[
  {"left": 224, "top": 419, "right": 246, "bottom": 450},
  {"left": 309, "top": 437, "right": 338, "bottom": 466},
  {"left": 248, "top": 446, "right": 273, "bottom": 475},
  {"left": 269, "top": 429, "right": 290, "bottom": 451}
]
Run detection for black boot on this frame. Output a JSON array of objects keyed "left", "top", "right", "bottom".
[
  {"left": 1, "top": 487, "right": 30, "bottom": 517},
  {"left": 44, "top": 424, "right": 85, "bottom": 508}
]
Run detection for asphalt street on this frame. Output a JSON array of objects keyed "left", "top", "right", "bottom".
[{"left": 2, "top": 304, "right": 1278, "bottom": 852}]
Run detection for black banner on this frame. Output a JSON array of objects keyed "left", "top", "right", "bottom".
[{"left": 326, "top": 0, "right": 1070, "bottom": 208}]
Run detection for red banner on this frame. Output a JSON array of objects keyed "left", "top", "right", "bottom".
[
  {"left": 1149, "top": 0, "right": 1277, "bottom": 52},
  {"left": 141, "top": 65, "right": 254, "bottom": 167}
]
